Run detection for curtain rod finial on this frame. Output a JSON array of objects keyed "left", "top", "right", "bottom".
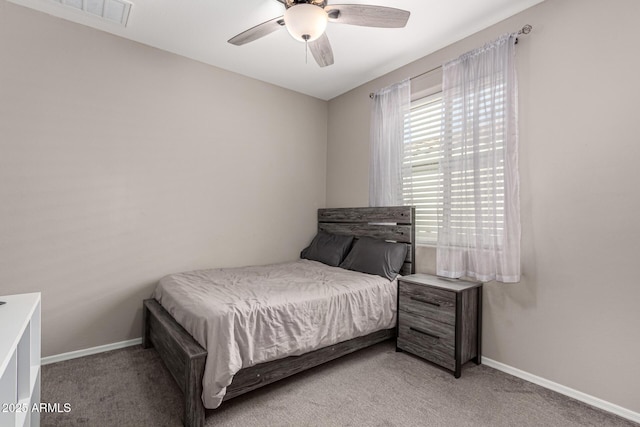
[{"left": 519, "top": 24, "right": 532, "bottom": 35}]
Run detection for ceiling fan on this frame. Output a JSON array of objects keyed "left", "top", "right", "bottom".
[{"left": 228, "top": 0, "right": 410, "bottom": 67}]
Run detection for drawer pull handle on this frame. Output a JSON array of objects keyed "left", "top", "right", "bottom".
[
  {"left": 410, "top": 296, "right": 440, "bottom": 307},
  {"left": 409, "top": 327, "right": 440, "bottom": 340}
]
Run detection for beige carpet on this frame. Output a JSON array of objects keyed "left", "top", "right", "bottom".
[{"left": 41, "top": 341, "right": 637, "bottom": 426}]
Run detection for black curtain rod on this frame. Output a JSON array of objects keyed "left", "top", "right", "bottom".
[{"left": 369, "top": 24, "right": 532, "bottom": 99}]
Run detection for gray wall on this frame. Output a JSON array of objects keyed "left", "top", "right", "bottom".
[
  {"left": 2, "top": 0, "right": 639, "bottom": 416},
  {"left": 0, "top": 1, "right": 327, "bottom": 357},
  {"left": 327, "top": 0, "right": 640, "bottom": 414}
]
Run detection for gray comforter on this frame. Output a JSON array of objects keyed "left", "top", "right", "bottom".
[{"left": 153, "top": 259, "right": 397, "bottom": 408}]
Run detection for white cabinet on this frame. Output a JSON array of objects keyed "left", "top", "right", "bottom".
[{"left": 0, "top": 293, "right": 41, "bottom": 427}]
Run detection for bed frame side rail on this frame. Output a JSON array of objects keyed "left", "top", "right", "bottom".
[{"left": 225, "top": 328, "right": 394, "bottom": 400}]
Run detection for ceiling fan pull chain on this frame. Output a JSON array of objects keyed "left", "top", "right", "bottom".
[{"left": 303, "top": 34, "right": 310, "bottom": 64}]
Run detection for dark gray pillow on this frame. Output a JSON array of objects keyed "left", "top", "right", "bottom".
[
  {"left": 339, "top": 236, "right": 407, "bottom": 280},
  {"left": 300, "top": 231, "right": 354, "bottom": 267}
]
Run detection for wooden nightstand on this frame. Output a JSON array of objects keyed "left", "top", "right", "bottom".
[{"left": 396, "top": 274, "right": 482, "bottom": 378}]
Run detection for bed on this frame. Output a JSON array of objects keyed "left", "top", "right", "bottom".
[{"left": 142, "top": 206, "right": 415, "bottom": 427}]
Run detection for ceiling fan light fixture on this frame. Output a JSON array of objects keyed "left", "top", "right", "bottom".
[{"left": 284, "top": 4, "right": 328, "bottom": 42}]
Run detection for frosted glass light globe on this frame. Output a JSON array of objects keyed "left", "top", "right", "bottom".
[{"left": 284, "top": 4, "right": 328, "bottom": 42}]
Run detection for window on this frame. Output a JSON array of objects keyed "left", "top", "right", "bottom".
[
  {"left": 402, "top": 92, "right": 444, "bottom": 245},
  {"left": 403, "top": 87, "right": 508, "bottom": 247}
]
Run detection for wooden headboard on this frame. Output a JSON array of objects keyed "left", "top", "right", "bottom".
[{"left": 317, "top": 206, "right": 416, "bottom": 276}]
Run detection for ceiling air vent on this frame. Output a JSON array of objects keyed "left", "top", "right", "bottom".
[{"left": 52, "top": 0, "right": 132, "bottom": 26}]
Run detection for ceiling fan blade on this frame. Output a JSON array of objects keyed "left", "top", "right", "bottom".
[
  {"left": 325, "top": 4, "right": 410, "bottom": 28},
  {"left": 228, "top": 16, "right": 285, "bottom": 46},
  {"left": 309, "top": 33, "right": 334, "bottom": 67}
]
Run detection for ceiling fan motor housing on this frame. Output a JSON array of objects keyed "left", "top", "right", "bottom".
[
  {"left": 284, "top": 0, "right": 327, "bottom": 9},
  {"left": 284, "top": 2, "right": 328, "bottom": 42}
]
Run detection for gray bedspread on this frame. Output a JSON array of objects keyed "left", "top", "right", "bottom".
[{"left": 153, "top": 259, "right": 397, "bottom": 408}]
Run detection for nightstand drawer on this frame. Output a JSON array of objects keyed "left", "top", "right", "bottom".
[
  {"left": 397, "top": 310, "right": 455, "bottom": 370},
  {"left": 399, "top": 281, "right": 456, "bottom": 326}
]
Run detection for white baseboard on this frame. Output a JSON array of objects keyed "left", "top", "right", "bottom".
[
  {"left": 41, "top": 338, "right": 142, "bottom": 366},
  {"left": 482, "top": 357, "right": 640, "bottom": 424}
]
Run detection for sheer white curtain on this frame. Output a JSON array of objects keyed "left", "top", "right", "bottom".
[
  {"left": 369, "top": 79, "right": 411, "bottom": 206},
  {"left": 437, "top": 33, "right": 521, "bottom": 283}
]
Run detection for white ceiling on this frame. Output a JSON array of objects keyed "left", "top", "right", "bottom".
[{"left": 8, "top": 0, "right": 544, "bottom": 100}]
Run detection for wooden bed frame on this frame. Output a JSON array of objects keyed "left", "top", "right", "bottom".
[{"left": 142, "top": 206, "right": 415, "bottom": 427}]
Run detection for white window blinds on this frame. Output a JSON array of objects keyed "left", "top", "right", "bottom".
[
  {"left": 403, "top": 93, "right": 444, "bottom": 244},
  {"left": 441, "top": 82, "right": 506, "bottom": 242}
]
